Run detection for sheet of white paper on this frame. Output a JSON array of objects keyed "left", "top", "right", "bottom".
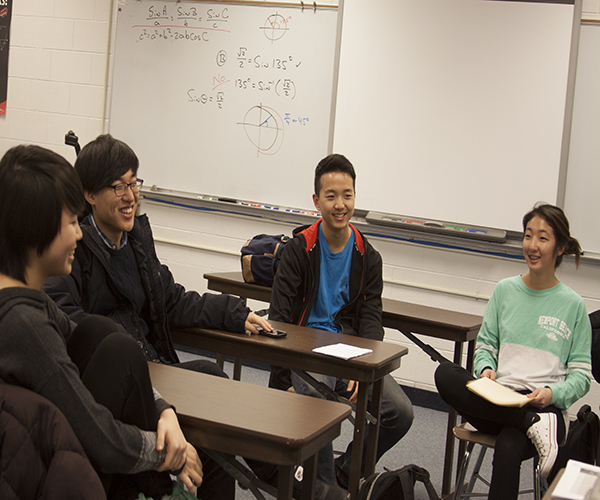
[
  {"left": 313, "top": 343, "right": 373, "bottom": 360},
  {"left": 552, "top": 460, "right": 600, "bottom": 500}
]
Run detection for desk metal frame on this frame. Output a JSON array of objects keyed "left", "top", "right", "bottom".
[
  {"left": 201, "top": 272, "right": 482, "bottom": 497},
  {"left": 149, "top": 362, "right": 350, "bottom": 500},
  {"left": 171, "top": 320, "right": 407, "bottom": 499}
]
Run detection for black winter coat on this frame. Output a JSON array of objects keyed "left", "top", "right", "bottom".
[
  {"left": 44, "top": 215, "right": 250, "bottom": 363},
  {"left": 0, "top": 383, "right": 106, "bottom": 500}
]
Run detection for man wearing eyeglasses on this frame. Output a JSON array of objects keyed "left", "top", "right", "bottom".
[{"left": 44, "top": 134, "right": 271, "bottom": 500}]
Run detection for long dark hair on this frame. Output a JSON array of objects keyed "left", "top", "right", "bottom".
[{"left": 522, "top": 203, "right": 581, "bottom": 268}]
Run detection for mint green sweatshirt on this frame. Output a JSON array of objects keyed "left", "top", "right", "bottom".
[{"left": 474, "top": 276, "right": 591, "bottom": 410}]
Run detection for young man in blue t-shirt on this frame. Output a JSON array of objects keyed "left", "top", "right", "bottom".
[{"left": 269, "top": 154, "right": 414, "bottom": 488}]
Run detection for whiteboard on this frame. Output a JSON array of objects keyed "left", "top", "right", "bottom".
[
  {"left": 110, "top": 1, "right": 338, "bottom": 211},
  {"left": 564, "top": 24, "right": 600, "bottom": 254},
  {"left": 333, "top": 0, "right": 577, "bottom": 232},
  {"left": 110, "top": 0, "right": 581, "bottom": 235}
]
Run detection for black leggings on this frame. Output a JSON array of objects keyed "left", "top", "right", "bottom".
[
  {"left": 68, "top": 315, "right": 172, "bottom": 500},
  {"left": 435, "top": 362, "right": 566, "bottom": 500},
  {"left": 68, "top": 315, "right": 234, "bottom": 500}
]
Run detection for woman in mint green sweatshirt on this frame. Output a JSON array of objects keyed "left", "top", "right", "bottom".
[{"left": 436, "top": 203, "right": 591, "bottom": 500}]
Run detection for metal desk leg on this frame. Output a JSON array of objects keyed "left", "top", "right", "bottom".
[
  {"left": 216, "top": 354, "right": 242, "bottom": 380},
  {"left": 301, "top": 454, "right": 319, "bottom": 500},
  {"left": 348, "top": 381, "right": 369, "bottom": 499},
  {"left": 454, "top": 340, "right": 476, "bottom": 487},
  {"left": 466, "top": 339, "right": 475, "bottom": 373},
  {"left": 233, "top": 356, "right": 242, "bottom": 380},
  {"left": 278, "top": 465, "right": 295, "bottom": 500},
  {"left": 364, "top": 378, "right": 383, "bottom": 478},
  {"left": 441, "top": 340, "right": 464, "bottom": 496}
]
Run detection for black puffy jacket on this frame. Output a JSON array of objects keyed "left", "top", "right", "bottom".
[{"left": 0, "top": 383, "right": 106, "bottom": 500}]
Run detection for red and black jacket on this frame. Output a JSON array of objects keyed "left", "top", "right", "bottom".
[{"left": 269, "top": 219, "right": 384, "bottom": 390}]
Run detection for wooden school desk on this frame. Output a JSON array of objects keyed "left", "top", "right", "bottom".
[
  {"left": 201, "top": 271, "right": 483, "bottom": 496},
  {"left": 148, "top": 362, "right": 350, "bottom": 500},
  {"left": 170, "top": 321, "right": 407, "bottom": 499}
]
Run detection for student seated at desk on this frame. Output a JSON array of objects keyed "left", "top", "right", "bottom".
[
  {"left": 269, "top": 154, "right": 414, "bottom": 489},
  {"left": 435, "top": 203, "right": 592, "bottom": 500},
  {"left": 0, "top": 145, "right": 202, "bottom": 499},
  {"left": 43, "top": 134, "right": 272, "bottom": 499}
]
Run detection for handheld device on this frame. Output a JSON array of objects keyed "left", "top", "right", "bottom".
[{"left": 256, "top": 326, "right": 287, "bottom": 338}]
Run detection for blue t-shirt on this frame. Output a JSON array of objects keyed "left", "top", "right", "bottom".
[{"left": 307, "top": 225, "right": 354, "bottom": 333}]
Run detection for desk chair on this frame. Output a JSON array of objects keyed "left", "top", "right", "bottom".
[{"left": 452, "top": 423, "right": 541, "bottom": 500}]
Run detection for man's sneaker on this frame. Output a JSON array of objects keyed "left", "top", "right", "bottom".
[{"left": 526, "top": 412, "right": 558, "bottom": 478}]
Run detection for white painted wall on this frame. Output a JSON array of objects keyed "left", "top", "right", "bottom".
[{"left": 1, "top": 0, "right": 598, "bottom": 414}]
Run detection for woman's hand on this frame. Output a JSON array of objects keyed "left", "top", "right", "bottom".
[
  {"left": 480, "top": 368, "right": 497, "bottom": 381},
  {"left": 245, "top": 312, "right": 273, "bottom": 334},
  {"left": 177, "top": 443, "right": 203, "bottom": 496},
  {"left": 527, "top": 387, "right": 553, "bottom": 409},
  {"left": 155, "top": 408, "right": 187, "bottom": 472}
]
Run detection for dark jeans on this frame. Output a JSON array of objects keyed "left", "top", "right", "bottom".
[
  {"left": 435, "top": 362, "right": 566, "bottom": 500},
  {"left": 67, "top": 315, "right": 234, "bottom": 500},
  {"left": 291, "top": 371, "right": 414, "bottom": 487}
]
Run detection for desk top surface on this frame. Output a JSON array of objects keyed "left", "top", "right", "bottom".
[
  {"left": 204, "top": 272, "right": 482, "bottom": 342},
  {"left": 172, "top": 320, "right": 407, "bottom": 382},
  {"left": 149, "top": 362, "right": 350, "bottom": 463}
]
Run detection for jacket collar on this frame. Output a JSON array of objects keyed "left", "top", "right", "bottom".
[{"left": 297, "top": 219, "right": 365, "bottom": 255}]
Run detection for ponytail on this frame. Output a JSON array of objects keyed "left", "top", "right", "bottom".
[{"left": 562, "top": 236, "right": 582, "bottom": 268}]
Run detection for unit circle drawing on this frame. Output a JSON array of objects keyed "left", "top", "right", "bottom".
[
  {"left": 239, "top": 104, "right": 284, "bottom": 155},
  {"left": 260, "top": 13, "right": 289, "bottom": 42}
]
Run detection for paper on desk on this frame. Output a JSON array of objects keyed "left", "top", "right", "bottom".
[
  {"left": 466, "top": 377, "right": 530, "bottom": 407},
  {"left": 552, "top": 460, "right": 600, "bottom": 500},
  {"left": 313, "top": 343, "right": 373, "bottom": 360}
]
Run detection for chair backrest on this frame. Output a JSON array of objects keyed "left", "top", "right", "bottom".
[
  {"left": 584, "top": 311, "right": 600, "bottom": 464},
  {"left": 589, "top": 310, "right": 600, "bottom": 384}
]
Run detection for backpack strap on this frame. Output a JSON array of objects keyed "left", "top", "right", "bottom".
[
  {"left": 362, "top": 471, "right": 386, "bottom": 500},
  {"left": 400, "top": 465, "right": 440, "bottom": 500}
]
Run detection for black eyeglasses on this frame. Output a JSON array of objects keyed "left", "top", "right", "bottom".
[{"left": 108, "top": 179, "right": 144, "bottom": 197}]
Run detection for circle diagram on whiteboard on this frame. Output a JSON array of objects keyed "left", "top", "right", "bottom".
[
  {"left": 261, "top": 14, "right": 289, "bottom": 42},
  {"left": 239, "top": 104, "right": 284, "bottom": 156}
]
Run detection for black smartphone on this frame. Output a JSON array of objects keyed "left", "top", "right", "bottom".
[{"left": 256, "top": 326, "right": 287, "bottom": 338}]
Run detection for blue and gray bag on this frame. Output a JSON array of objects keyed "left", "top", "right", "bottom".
[{"left": 241, "top": 234, "right": 290, "bottom": 286}]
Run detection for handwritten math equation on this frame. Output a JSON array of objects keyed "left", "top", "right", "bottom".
[
  {"left": 146, "top": 4, "right": 229, "bottom": 28},
  {"left": 133, "top": 4, "right": 230, "bottom": 43},
  {"left": 284, "top": 113, "right": 309, "bottom": 126},
  {"left": 235, "top": 77, "right": 297, "bottom": 99},
  {"left": 236, "top": 47, "right": 301, "bottom": 70},
  {"left": 187, "top": 89, "right": 225, "bottom": 108},
  {"left": 134, "top": 4, "right": 308, "bottom": 132}
]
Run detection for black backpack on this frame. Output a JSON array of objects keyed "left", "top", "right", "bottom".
[
  {"left": 548, "top": 404, "right": 600, "bottom": 483},
  {"left": 357, "top": 465, "right": 439, "bottom": 500},
  {"left": 240, "top": 234, "right": 290, "bottom": 286}
]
